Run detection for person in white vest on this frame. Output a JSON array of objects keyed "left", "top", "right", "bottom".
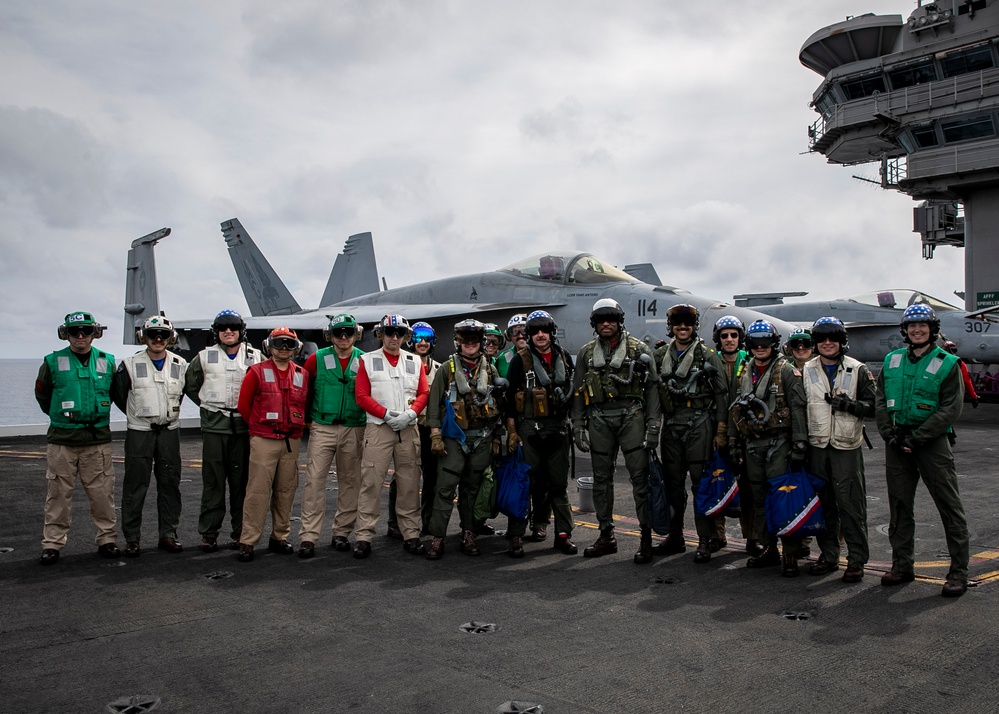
[
  {"left": 111, "top": 315, "right": 188, "bottom": 557},
  {"left": 183, "top": 310, "right": 263, "bottom": 552},
  {"left": 802, "top": 317, "right": 875, "bottom": 583},
  {"left": 352, "top": 315, "right": 430, "bottom": 559}
]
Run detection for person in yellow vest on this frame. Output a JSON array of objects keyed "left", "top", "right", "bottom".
[
  {"left": 298, "top": 314, "right": 366, "bottom": 558},
  {"left": 34, "top": 311, "right": 120, "bottom": 565},
  {"left": 875, "top": 304, "right": 969, "bottom": 597},
  {"left": 802, "top": 317, "right": 874, "bottom": 583},
  {"left": 111, "top": 315, "right": 187, "bottom": 557},
  {"left": 183, "top": 310, "right": 263, "bottom": 552}
]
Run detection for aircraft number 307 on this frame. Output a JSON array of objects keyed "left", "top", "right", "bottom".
[
  {"left": 636, "top": 299, "right": 658, "bottom": 316},
  {"left": 965, "top": 321, "right": 991, "bottom": 333}
]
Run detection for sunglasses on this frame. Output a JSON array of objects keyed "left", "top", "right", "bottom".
[
  {"left": 67, "top": 325, "right": 96, "bottom": 338},
  {"left": 382, "top": 327, "right": 408, "bottom": 338},
  {"left": 144, "top": 329, "right": 172, "bottom": 341},
  {"left": 671, "top": 319, "right": 695, "bottom": 327},
  {"left": 329, "top": 328, "right": 355, "bottom": 339},
  {"left": 270, "top": 337, "right": 297, "bottom": 350},
  {"left": 528, "top": 325, "right": 554, "bottom": 335},
  {"left": 815, "top": 336, "right": 839, "bottom": 344},
  {"left": 789, "top": 340, "right": 812, "bottom": 350},
  {"left": 719, "top": 331, "right": 740, "bottom": 340}
]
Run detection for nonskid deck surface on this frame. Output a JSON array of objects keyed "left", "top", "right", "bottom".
[{"left": 1, "top": 405, "right": 997, "bottom": 713}]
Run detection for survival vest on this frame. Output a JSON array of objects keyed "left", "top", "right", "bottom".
[
  {"left": 443, "top": 354, "right": 501, "bottom": 430},
  {"left": 656, "top": 338, "right": 716, "bottom": 412},
  {"left": 246, "top": 361, "right": 308, "bottom": 438},
  {"left": 123, "top": 350, "right": 187, "bottom": 430},
  {"left": 312, "top": 346, "right": 366, "bottom": 427},
  {"left": 514, "top": 345, "right": 572, "bottom": 420},
  {"left": 881, "top": 346, "right": 959, "bottom": 428},
  {"left": 361, "top": 348, "right": 422, "bottom": 425},
  {"left": 731, "top": 355, "right": 792, "bottom": 438},
  {"left": 197, "top": 343, "right": 262, "bottom": 413},
  {"left": 578, "top": 332, "right": 651, "bottom": 405},
  {"left": 803, "top": 355, "right": 865, "bottom": 450},
  {"left": 45, "top": 347, "right": 114, "bottom": 430}
]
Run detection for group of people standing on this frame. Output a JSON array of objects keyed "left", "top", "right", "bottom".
[{"left": 34, "top": 298, "right": 970, "bottom": 596}]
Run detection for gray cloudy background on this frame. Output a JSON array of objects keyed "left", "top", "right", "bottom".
[{"left": 0, "top": 1, "right": 963, "bottom": 360}]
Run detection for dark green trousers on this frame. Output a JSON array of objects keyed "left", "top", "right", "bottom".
[
  {"left": 809, "top": 445, "right": 869, "bottom": 567},
  {"left": 121, "top": 427, "right": 182, "bottom": 542},
  {"left": 587, "top": 407, "right": 649, "bottom": 531},
  {"left": 199, "top": 431, "right": 249, "bottom": 540},
  {"left": 661, "top": 409, "right": 714, "bottom": 540},
  {"left": 428, "top": 435, "right": 492, "bottom": 537},
  {"left": 885, "top": 434, "right": 969, "bottom": 581},
  {"left": 509, "top": 421, "right": 573, "bottom": 538}
]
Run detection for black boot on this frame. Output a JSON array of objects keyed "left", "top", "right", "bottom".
[
  {"left": 651, "top": 531, "right": 686, "bottom": 555},
  {"left": 634, "top": 527, "right": 653, "bottom": 564},
  {"left": 746, "top": 544, "right": 781, "bottom": 568},
  {"left": 583, "top": 526, "right": 618, "bottom": 558}
]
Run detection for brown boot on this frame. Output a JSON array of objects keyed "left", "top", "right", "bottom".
[
  {"left": 651, "top": 531, "right": 685, "bottom": 555},
  {"left": 426, "top": 537, "right": 445, "bottom": 560},
  {"left": 459, "top": 530, "right": 480, "bottom": 556},
  {"left": 693, "top": 538, "right": 711, "bottom": 564},
  {"left": 781, "top": 553, "right": 800, "bottom": 578},
  {"left": 746, "top": 544, "right": 780, "bottom": 568},
  {"left": 508, "top": 536, "right": 525, "bottom": 558},
  {"left": 633, "top": 528, "right": 653, "bottom": 565},
  {"left": 583, "top": 526, "right": 618, "bottom": 558}
]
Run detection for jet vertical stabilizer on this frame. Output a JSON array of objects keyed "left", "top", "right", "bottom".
[
  {"left": 320, "top": 232, "right": 380, "bottom": 306},
  {"left": 221, "top": 218, "right": 302, "bottom": 316},
  {"left": 123, "top": 227, "right": 170, "bottom": 344}
]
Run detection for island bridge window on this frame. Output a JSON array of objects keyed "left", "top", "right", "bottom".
[
  {"left": 941, "top": 44, "right": 995, "bottom": 78},
  {"left": 840, "top": 73, "right": 886, "bottom": 100},
  {"left": 941, "top": 115, "right": 996, "bottom": 143},
  {"left": 887, "top": 59, "right": 937, "bottom": 89},
  {"left": 912, "top": 125, "right": 940, "bottom": 149}
]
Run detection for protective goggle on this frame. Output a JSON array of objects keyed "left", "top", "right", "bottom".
[
  {"left": 214, "top": 318, "right": 243, "bottom": 331},
  {"left": 670, "top": 316, "right": 696, "bottom": 327},
  {"left": 456, "top": 333, "right": 483, "bottom": 345},
  {"left": 788, "top": 339, "right": 812, "bottom": 351},
  {"left": 814, "top": 335, "right": 840, "bottom": 344},
  {"left": 746, "top": 336, "right": 774, "bottom": 349},
  {"left": 270, "top": 337, "right": 298, "bottom": 350},
  {"left": 382, "top": 326, "right": 408, "bottom": 338},
  {"left": 144, "top": 328, "right": 173, "bottom": 341},
  {"left": 329, "top": 328, "right": 355, "bottom": 339},
  {"left": 66, "top": 325, "right": 96, "bottom": 338},
  {"left": 510, "top": 328, "right": 527, "bottom": 338},
  {"left": 528, "top": 324, "right": 554, "bottom": 335},
  {"left": 484, "top": 337, "right": 502, "bottom": 346}
]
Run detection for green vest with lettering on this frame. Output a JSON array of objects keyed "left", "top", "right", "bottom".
[
  {"left": 45, "top": 347, "right": 114, "bottom": 430},
  {"left": 881, "top": 346, "right": 958, "bottom": 427},
  {"left": 311, "top": 346, "right": 366, "bottom": 427}
]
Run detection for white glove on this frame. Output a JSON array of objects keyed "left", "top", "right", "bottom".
[
  {"left": 384, "top": 410, "right": 408, "bottom": 432},
  {"left": 404, "top": 408, "right": 418, "bottom": 426}
]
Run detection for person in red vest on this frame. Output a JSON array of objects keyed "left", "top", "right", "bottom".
[{"left": 236, "top": 327, "right": 309, "bottom": 562}]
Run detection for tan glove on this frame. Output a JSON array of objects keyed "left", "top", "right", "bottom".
[
  {"left": 506, "top": 423, "right": 522, "bottom": 454},
  {"left": 713, "top": 423, "right": 728, "bottom": 452},
  {"left": 492, "top": 436, "right": 502, "bottom": 457},
  {"left": 430, "top": 432, "right": 446, "bottom": 456}
]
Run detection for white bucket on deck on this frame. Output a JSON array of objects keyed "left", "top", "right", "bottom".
[{"left": 576, "top": 476, "right": 595, "bottom": 513}]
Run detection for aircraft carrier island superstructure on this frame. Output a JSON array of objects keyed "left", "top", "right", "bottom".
[{"left": 801, "top": 0, "right": 999, "bottom": 312}]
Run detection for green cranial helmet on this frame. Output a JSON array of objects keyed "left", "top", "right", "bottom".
[
  {"left": 58, "top": 310, "right": 105, "bottom": 340},
  {"left": 324, "top": 313, "right": 360, "bottom": 342}
]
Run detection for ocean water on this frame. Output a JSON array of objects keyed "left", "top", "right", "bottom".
[{"left": 1, "top": 358, "right": 199, "bottom": 427}]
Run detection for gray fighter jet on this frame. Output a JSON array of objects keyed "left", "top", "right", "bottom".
[
  {"left": 736, "top": 288, "right": 999, "bottom": 365},
  {"left": 124, "top": 219, "right": 798, "bottom": 360}
]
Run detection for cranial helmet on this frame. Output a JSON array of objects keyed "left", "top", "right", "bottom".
[
  {"left": 506, "top": 314, "right": 529, "bottom": 338},
  {"left": 712, "top": 315, "right": 744, "bottom": 349},
  {"left": 745, "top": 319, "right": 781, "bottom": 351},
  {"left": 58, "top": 310, "right": 105, "bottom": 340},
  {"left": 453, "top": 318, "right": 485, "bottom": 350},
  {"left": 590, "top": 298, "right": 624, "bottom": 329},
  {"left": 483, "top": 323, "right": 506, "bottom": 350},
  {"left": 408, "top": 321, "right": 436, "bottom": 347},
  {"left": 139, "top": 314, "right": 177, "bottom": 345},
  {"left": 782, "top": 326, "right": 812, "bottom": 357},
  {"left": 811, "top": 316, "right": 849, "bottom": 354},
  {"left": 212, "top": 309, "right": 246, "bottom": 344},
  {"left": 900, "top": 304, "right": 940, "bottom": 344},
  {"left": 324, "top": 313, "right": 360, "bottom": 343},
  {"left": 374, "top": 314, "right": 411, "bottom": 339},
  {"left": 526, "top": 309, "right": 557, "bottom": 336},
  {"left": 263, "top": 326, "right": 302, "bottom": 356},
  {"left": 666, "top": 303, "right": 699, "bottom": 338}
]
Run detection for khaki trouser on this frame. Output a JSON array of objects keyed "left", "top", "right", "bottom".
[
  {"left": 240, "top": 436, "right": 302, "bottom": 547},
  {"left": 42, "top": 443, "right": 117, "bottom": 549},
  {"left": 355, "top": 422, "right": 421, "bottom": 542},
  {"left": 299, "top": 423, "right": 364, "bottom": 542}
]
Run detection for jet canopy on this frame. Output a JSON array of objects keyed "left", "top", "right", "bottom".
[
  {"left": 500, "top": 252, "right": 637, "bottom": 285},
  {"left": 843, "top": 289, "right": 960, "bottom": 312}
]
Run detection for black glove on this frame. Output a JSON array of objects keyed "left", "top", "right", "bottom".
[
  {"left": 791, "top": 440, "right": 807, "bottom": 463},
  {"left": 829, "top": 394, "right": 865, "bottom": 417},
  {"left": 900, "top": 435, "right": 917, "bottom": 453},
  {"left": 972, "top": 398, "right": 980, "bottom": 409}
]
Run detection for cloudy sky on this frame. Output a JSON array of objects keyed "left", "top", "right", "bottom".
[{"left": 1, "top": 1, "right": 964, "bottom": 359}]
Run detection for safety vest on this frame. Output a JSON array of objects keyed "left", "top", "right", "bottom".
[
  {"left": 361, "top": 348, "right": 422, "bottom": 425},
  {"left": 496, "top": 347, "right": 516, "bottom": 379},
  {"left": 45, "top": 347, "right": 114, "bottom": 430},
  {"left": 803, "top": 355, "right": 865, "bottom": 449},
  {"left": 579, "top": 332, "right": 650, "bottom": 404},
  {"left": 123, "top": 350, "right": 187, "bottom": 430},
  {"left": 312, "top": 346, "right": 366, "bottom": 426},
  {"left": 246, "top": 361, "right": 308, "bottom": 438},
  {"left": 881, "top": 346, "right": 959, "bottom": 428},
  {"left": 197, "top": 343, "right": 262, "bottom": 412},
  {"left": 515, "top": 345, "right": 572, "bottom": 420}
]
